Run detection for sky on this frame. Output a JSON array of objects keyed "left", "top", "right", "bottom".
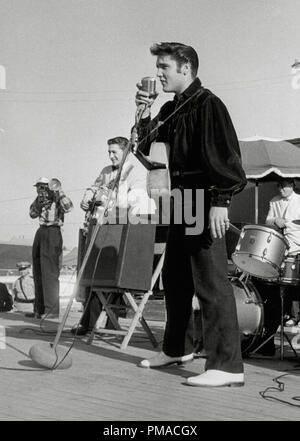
[{"left": 1, "top": 0, "right": 300, "bottom": 249}]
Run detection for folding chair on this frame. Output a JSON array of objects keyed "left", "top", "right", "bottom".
[{"left": 85, "top": 225, "right": 167, "bottom": 349}]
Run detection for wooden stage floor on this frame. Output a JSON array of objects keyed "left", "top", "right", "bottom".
[{"left": 1, "top": 302, "right": 300, "bottom": 422}]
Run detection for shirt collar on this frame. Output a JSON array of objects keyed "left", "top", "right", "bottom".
[
  {"left": 282, "top": 191, "right": 295, "bottom": 201},
  {"left": 174, "top": 77, "right": 202, "bottom": 104}
]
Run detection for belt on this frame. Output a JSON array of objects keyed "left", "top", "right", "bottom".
[
  {"left": 39, "top": 224, "right": 61, "bottom": 228},
  {"left": 171, "top": 170, "right": 204, "bottom": 178},
  {"left": 15, "top": 297, "right": 34, "bottom": 303}
]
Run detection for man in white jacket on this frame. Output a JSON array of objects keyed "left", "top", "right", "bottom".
[
  {"left": 80, "top": 136, "right": 155, "bottom": 224},
  {"left": 266, "top": 177, "right": 300, "bottom": 254},
  {"left": 73, "top": 136, "right": 156, "bottom": 335},
  {"left": 252, "top": 178, "right": 300, "bottom": 356},
  {"left": 265, "top": 177, "right": 300, "bottom": 327}
]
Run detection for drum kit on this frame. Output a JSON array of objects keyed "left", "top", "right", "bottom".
[{"left": 229, "top": 224, "right": 300, "bottom": 359}]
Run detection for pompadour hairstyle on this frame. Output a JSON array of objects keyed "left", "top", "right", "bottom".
[
  {"left": 150, "top": 42, "right": 199, "bottom": 78},
  {"left": 107, "top": 136, "right": 129, "bottom": 151}
]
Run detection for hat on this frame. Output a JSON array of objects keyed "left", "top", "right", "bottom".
[
  {"left": 34, "top": 177, "right": 49, "bottom": 187},
  {"left": 16, "top": 261, "right": 31, "bottom": 270}
]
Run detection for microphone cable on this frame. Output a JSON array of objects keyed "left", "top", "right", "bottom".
[{"left": 259, "top": 366, "right": 300, "bottom": 408}]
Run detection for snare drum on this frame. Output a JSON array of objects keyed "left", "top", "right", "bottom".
[
  {"left": 231, "top": 225, "right": 289, "bottom": 280},
  {"left": 280, "top": 254, "right": 300, "bottom": 285},
  {"left": 231, "top": 277, "right": 264, "bottom": 355}
]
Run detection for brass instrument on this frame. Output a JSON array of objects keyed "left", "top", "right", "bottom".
[
  {"left": 49, "top": 178, "right": 61, "bottom": 192},
  {"left": 37, "top": 178, "right": 62, "bottom": 207}
]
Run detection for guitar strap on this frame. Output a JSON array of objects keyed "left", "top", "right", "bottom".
[
  {"left": 137, "top": 87, "right": 205, "bottom": 148},
  {"left": 19, "top": 277, "right": 28, "bottom": 301}
]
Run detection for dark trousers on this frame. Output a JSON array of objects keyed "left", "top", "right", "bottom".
[
  {"left": 32, "top": 226, "right": 62, "bottom": 316},
  {"left": 80, "top": 291, "right": 102, "bottom": 330},
  {"left": 252, "top": 280, "right": 300, "bottom": 335},
  {"left": 282, "top": 287, "right": 300, "bottom": 320},
  {"left": 251, "top": 280, "right": 281, "bottom": 337},
  {"left": 80, "top": 291, "right": 126, "bottom": 330},
  {"left": 162, "top": 224, "right": 243, "bottom": 374}
]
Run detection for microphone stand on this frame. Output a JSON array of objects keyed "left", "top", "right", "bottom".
[{"left": 131, "top": 105, "right": 166, "bottom": 171}]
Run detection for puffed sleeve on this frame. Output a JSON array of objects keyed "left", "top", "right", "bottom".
[
  {"left": 200, "top": 95, "right": 247, "bottom": 206},
  {"left": 137, "top": 101, "right": 174, "bottom": 155},
  {"left": 29, "top": 197, "right": 41, "bottom": 218},
  {"left": 80, "top": 169, "right": 106, "bottom": 210},
  {"left": 265, "top": 201, "right": 276, "bottom": 226},
  {"left": 58, "top": 192, "right": 73, "bottom": 213}
]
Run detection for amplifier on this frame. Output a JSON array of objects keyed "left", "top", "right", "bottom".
[{"left": 79, "top": 222, "right": 156, "bottom": 292}]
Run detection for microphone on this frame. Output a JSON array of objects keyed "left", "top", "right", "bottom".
[
  {"left": 141, "top": 77, "right": 157, "bottom": 98},
  {"left": 136, "top": 77, "right": 157, "bottom": 123}
]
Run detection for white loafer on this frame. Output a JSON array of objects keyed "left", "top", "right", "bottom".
[
  {"left": 185, "top": 369, "right": 244, "bottom": 387},
  {"left": 138, "top": 351, "right": 194, "bottom": 368}
]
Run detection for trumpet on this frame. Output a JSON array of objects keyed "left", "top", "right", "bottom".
[
  {"left": 49, "top": 178, "right": 61, "bottom": 192},
  {"left": 37, "top": 178, "right": 62, "bottom": 207}
]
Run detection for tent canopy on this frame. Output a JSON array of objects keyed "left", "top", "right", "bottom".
[
  {"left": 239, "top": 139, "right": 300, "bottom": 181},
  {"left": 237, "top": 138, "right": 300, "bottom": 224}
]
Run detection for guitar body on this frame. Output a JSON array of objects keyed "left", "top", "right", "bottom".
[
  {"left": 147, "top": 142, "right": 170, "bottom": 224},
  {"left": 147, "top": 142, "right": 170, "bottom": 196}
]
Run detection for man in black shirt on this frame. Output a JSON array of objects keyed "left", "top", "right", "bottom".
[{"left": 135, "top": 42, "right": 247, "bottom": 387}]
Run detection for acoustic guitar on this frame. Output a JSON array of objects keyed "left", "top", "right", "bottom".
[
  {"left": 146, "top": 142, "right": 170, "bottom": 224},
  {"left": 139, "top": 141, "right": 171, "bottom": 196}
]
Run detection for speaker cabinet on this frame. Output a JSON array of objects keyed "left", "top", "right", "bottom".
[{"left": 79, "top": 223, "right": 156, "bottom": 292}]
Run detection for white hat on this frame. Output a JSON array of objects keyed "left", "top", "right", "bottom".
[
  {"left": 33, "top": 177, "right": 49, "bottom": 186},
  {"left": 16, "top": 261, "right": 31, "bottom": 270}
]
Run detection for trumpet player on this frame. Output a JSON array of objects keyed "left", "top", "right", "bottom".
[{"left": 28, "top": 177, "right": 73, "bottom": 319}]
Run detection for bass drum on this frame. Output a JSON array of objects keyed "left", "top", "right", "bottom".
[{"left": 230, "top": 277, "right": 264, "bottom": 355}]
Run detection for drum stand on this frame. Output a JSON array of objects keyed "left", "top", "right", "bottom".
[
  {"left": 250, "top": 284, "right": 298, "bottom": 360},
  {"left": 278, "top": 284, "right": 298, "bottom": 360}
]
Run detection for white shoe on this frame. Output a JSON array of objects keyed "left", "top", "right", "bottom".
[
  {"left": 138, "top": 351, "right": 194, "bottom": 368},
  {"left": 185, "top": 369, "right": 244, "bottom": 387}
]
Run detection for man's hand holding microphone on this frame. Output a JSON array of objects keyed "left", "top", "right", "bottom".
[{"left": 135, "top": 77, "right": 158, "bottom": 120}]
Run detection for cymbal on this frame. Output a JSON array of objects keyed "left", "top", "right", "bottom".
[{"left": 292, "top": 219, "right": 300, "bottom": 225}]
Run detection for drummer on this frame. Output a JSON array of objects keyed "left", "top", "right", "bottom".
[
  {"left": 265, "top": 177, "right": 300, "bottom": 255},
  {"left": 265, "top": 177, "right": 300, "bottom": 327},
  {"left": 252, "top": 177, "right": 300, "bottom": 355}
]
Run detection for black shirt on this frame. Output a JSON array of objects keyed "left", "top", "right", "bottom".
[
  {"left": 137, "top": 78, "right": 247, "bottom": 207},
  {"left": 0, "top": 283, "right": 13, "bottom": 312}
]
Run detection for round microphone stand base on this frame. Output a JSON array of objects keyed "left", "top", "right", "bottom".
[{"left": 29, "top": 342, "right": 72, "bottom": 370}]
